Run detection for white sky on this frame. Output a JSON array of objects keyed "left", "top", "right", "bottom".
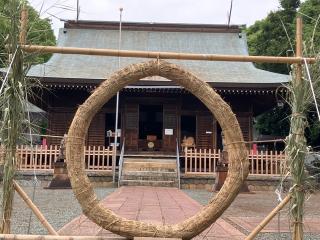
[{"left": 29, "top": 0, "right": 282, "bottom": 36}]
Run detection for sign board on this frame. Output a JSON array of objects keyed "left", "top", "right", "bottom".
[{"left": 165, "top": 129, "right": 173, "bottom": 135}]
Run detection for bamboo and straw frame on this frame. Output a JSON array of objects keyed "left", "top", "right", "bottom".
[{"left": 0, "top": 4, "right": 315, "bottom": 239}]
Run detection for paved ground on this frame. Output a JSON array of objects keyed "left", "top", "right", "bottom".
[
  {"left": 184, "top": 189, "right": 320, "bottom": 239},
  {"left": 1, "top": 182, "right": 320, "bottom": 239},
  {"left": 59, "top": 186, "right": 245, "bottom": 239}
]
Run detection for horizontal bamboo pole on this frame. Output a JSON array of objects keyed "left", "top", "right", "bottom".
[
  {"left": 245, "top": 194, "right": 291, "bottom": 240},
  {"left": 13, "top": 181, "right": 58, "bottom": 236},
  {"left": 0, "top": 234, "right": 124, "bottom": 240},
  {"left": 21, "top": 45, "right": 316, "bottom": 64}
]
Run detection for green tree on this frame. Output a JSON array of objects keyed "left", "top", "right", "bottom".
[
  {"left": 246, "top": 0, "right": 300, "bottom": 74},
  {"left": 0, "top": 1, "right": 56, "bottom": 67},
  {"left": 299, "top": 0, "right": 320, "bottom": 53},
  {"left": 255, "top": 105, "right": 291, "bottom": 136},
  {"left": 248, "top": 0, "right": 320, "bottom": 145}
]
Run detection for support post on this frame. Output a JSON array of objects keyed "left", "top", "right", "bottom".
[
  {"left": 291, "top": 16, "right": 304, "bottom": 240},
  {"left": 245, "top": 194, "right": 291, "bottom": 240},
  {"left": 0, "top": 2, "right": 27, "bottom": 233},
  {"left": 19, "top": 5, "right": 28, "bottom": 45},
  {"left": 13, "top": 181, "right": 58, "bottom": 235}
]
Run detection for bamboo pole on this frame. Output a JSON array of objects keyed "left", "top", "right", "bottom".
[
  {"left": 21, "top": 45, "right": 316, "bottom": 64},
  {"left": 292, "top": 16, "right": 304, "bottom": 240},
  {"left": 13, "top": 181, "right": 58, "bottom": 236},
  {"left": 1, "top": 0, "right": 24, "bottom": 233},
  {"left": 0, "top": 234, "right": 124, "bottom": 240},
  {"left": 296, "top": 17, "right": 303, "bottom": 83},
  {"left": 245, "top": 194, "right": 291, "bottom": 240},
  {"left": 19, "top": 6, "right": 28, "bottom": 45}
]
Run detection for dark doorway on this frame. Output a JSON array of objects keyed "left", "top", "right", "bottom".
[
  {"left": 105, "top": 113, "right": 121, "bottom": 147},
  {"left": 216, "top": 124, "right": 223, "bottom": 150},
  {"left": 181, "top": 115, "right": 196, "bottom": 140},
  {"left": 139, "top": 105, "right": 163, "bottom": 140}
]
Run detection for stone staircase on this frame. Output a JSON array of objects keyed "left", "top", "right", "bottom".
[{"left": 119, "top": 155, "right": 178, "bottom": 187}]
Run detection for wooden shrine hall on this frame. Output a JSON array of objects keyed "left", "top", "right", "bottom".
[{"left": 28, "top": 20, "right": 289, "bottom": 154}]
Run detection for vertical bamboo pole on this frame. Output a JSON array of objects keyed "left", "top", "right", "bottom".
[
  {"left": 296, "top": 17, "right": 303, "bottom": 84},
  {"left": 291, "top": 16, "right": 304, "bottom": 240},
  {"left": 19, "top": 6, "right": 28, "bottom": 45},
  {"left": 0, "top": 2, "right": 27, "bottom": 233}
]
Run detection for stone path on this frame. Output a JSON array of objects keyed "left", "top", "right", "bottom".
[{"left": 59, "top": 186, "right": 245, "bottom": 239}]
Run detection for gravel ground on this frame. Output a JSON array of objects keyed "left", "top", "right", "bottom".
[
  {"left": 0, "top": 181, "right": 115, "bottom": 235},
  {"left": 1, "top": 183, "right": 319, "bottom": 239}
]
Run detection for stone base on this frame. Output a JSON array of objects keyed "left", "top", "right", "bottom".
[
  {"left": 213, "top": 166, "right": 250, "bottom": 193},
  {"left": 14, "top": 170, "right": 292, "bottom": 191},
  {"left": 213, "top": 167, "right": 228, "bottom": 191},
  {"left": 46, "top": 162, "right": 71, "bottom": 189}
]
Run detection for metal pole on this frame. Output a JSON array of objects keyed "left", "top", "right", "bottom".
[
  {"left": 76, "top": 0, "right": 80, "bottom": 22},
  {"left": 112, "top": 7, "right": 123, "bottom": 185}
]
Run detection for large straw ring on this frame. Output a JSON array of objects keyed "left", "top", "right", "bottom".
[{"left": 66, "top": 60, "right": 248, "bottom": 239}]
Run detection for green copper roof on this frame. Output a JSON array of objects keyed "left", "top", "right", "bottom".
[{"left": 28, "top": 25, "right": 289, "bottom": 85}]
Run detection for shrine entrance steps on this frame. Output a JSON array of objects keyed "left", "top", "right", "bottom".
[{"left": 119, "top": 155, "right": 179, "bottom": 188}]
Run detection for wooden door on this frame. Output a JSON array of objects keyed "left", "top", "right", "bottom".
[
  {"left": 163, "top": 105, "right": 177, "bottom": 152},
  {"left": 237, "top": 115, "right": 252, "bottom": 142},
  {"left": 48, "top": 111, "right": 74, "bottom": 145},
  {"left": 197, "top": 115, "right": 214, "bottom": 149},
  {"left": 124, "top": 104, "right": 139, "bottom": 151}
]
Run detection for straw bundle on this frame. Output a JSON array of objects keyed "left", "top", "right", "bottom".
[
  {"left": 66, "top": 60, "right": 249, "bottom": 239},
  {"left": 0, "top": 0, "right": 25, "bottom": 232},
  {"left": 285, "top": 54, "right": 320, "bottom": 239}
]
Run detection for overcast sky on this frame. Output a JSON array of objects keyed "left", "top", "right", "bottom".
[{"left": 29, "top": 0, "right": 282, "bottom": 36}]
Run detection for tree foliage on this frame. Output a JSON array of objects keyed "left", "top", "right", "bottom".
[
  {"left": 255, "top": 105, "right": 291, "bottom": 136},
  {"left": 247, "top": 0, "right": 320, "bottom": 146},
  {"left": 0, "top": 0, "right": 56, "bottom": 67},
  {"left": 246, "top": 0, "right": 300, "bottom": 74}
]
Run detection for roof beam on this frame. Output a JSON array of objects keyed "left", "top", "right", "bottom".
[{"left": 21, "top": 45, "right": 316, "bottom": 64}]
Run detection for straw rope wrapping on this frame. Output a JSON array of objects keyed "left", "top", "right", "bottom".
[{"left": 66, "top": 60, "right": 249, "bottom": 239}]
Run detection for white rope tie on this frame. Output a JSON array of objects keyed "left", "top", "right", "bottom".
[{"left": 303, "top": 58, "right": 320, "bottom": 122}]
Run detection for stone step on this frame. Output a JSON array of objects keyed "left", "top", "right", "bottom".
[
  {"left": 122, "top": 171, "right": 177, "bottom": 181},
  {"left": 121, "top": 175, "right": 177, "bottom": 181},
  {"left": 123, "top": 170, "right": 177, "bottom": 177},
  {"left": 124, "top": 158, "right": 176, "bottom": 163},
  {"left": 124, "top": 154, "right": 176, "bottom": 158},
  {"left": 120, "top": 179, "right": 177, "bottom": 187},
  {"left": 123, "top": 161, "right": 177, "bottom": 172}
]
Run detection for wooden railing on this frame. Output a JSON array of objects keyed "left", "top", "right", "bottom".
[
  {"left": 0, "top": 145, "right": 113, "bottom": 171},
  {"left": 18, "top": 145, "right": 59, "bottom": 170},
  {"left": 184, "top": 148, "right": 287, "bottom": 176},
  {"left": 185, "top": 148, "right": 220, "bottom": 174},
  {"left": 84, "top": 145, "right": 113, "bottom": 171},
  {"left": 248, "top": 150, "right": 287, "bottom": 176}
]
